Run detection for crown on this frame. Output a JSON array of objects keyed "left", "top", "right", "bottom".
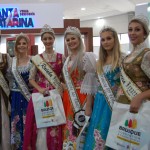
[
  {"left": 40, "top": 24, "right": 55, "bottom": 36},
  {"left": 16, "top": 32, "right": 30, "bottom": 42},
  {"left": 65, "top": 26, "right": 81, "bottom": 37},
  {"left": 131, "top": 14, "right": 149, "bottom": 27}
]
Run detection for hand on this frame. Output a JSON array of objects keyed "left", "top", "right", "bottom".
[
  {"left": 130, "top": 94, "right": 143, "bottom": 113},
  {"left": 61, "top": 82, "right": 67, "bottom": 90},
  {"left": 39, "top": 88, "right": 49, "bottom": 96}
]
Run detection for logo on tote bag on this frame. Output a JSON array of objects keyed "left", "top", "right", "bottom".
[
  {"left": 124, "top": 119, "right": 137, "bottom": 129},
  {"left": 116, "top": 118, "right": 141, "bottom": 149},
  {"left": 41, "top": 99, "right": 55, "bottom": 118}
]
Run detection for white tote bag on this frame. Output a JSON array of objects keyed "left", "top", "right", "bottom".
[
  {"left": 106, "top": 101, "right": 150, "bottom": 150},
  {"left": 32, "top": 89, "right": 66, "bottom": 128}
]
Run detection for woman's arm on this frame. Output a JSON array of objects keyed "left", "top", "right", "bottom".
[
  {"left": 29, "top": 79, "right": 47, "bottom": 95},
  {"left": 130, "top": 89, "right": 150, "bottom": 113},
  {"left": 85, "top": 94, "right": 94, "bottom": 116}
]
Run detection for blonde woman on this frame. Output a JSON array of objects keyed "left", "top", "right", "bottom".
[
  {"left": 83, "top": 27, "right": 123, "bottom": 149},
  {"left": 10, "top": 33, "right": 32, "bottom": 150},
  {"left": 62, "top": 26, "right": 97, "bottom": 149}
]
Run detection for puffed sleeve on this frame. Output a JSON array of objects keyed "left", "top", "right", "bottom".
[
  {"left": 141, "top": 51, "right": 150, "bottom": 78},
  {"left": 6, "top": 53, "right": 12, "bottom": 72},
  {"left": 80, "top": 52, "right": 99, "bottom": 95},
  {"left": 29, "top": 60, "right": 37, "bottom": 80}
]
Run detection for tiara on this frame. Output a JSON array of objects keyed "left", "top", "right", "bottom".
[
  {"left": 65, "top": 26, "right": 81, "bottom": 37},
  {"left": 16, "top": 32, "right": 30, "bottom": 42},
  {"left": 131, "top": 15, "right": 149, "bottom": 26},
  {"left": 41, "top": 24, "right": 55, "bottom": 36},
  {"left": 100, "top": 26, "right": 117, "bottom": 34}
]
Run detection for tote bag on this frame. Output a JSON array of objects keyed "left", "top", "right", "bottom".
[
  {"left": 32, "top": 89, "right": 66, "bottom": 128},
  {"left": 106, "top": 101, "right": 150, "bottom": 150}
]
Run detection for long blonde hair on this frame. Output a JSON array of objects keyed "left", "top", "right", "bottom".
[
  {"left": 97, "top": 27, "right": 121, "bottom": 74},
  {"left": 64, "top": 26, "right": 85, "bottom": 79}
]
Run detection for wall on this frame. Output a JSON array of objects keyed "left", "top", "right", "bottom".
[
  {"left": 80, "top": 13, "right": 133, "bottom": 36},
  {"left": 80, "top": 13, "right": 134, "bottom": 56}
]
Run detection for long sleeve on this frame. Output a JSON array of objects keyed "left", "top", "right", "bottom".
[
  {"left": 80, "top": 52, "right": 99, "bottom": 95},
  {"left": 141, "top": 51, "right": 150, "bottom": 79}
]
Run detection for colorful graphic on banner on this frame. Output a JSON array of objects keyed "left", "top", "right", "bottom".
[{"left": 0, "top": 7, "right": 35, "bottom": 28}]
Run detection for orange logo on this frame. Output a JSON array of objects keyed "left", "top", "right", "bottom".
[{"left": 124, "top": 119, "right": 137, "bottom": 129}]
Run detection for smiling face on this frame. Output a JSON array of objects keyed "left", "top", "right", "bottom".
[
  {"left": 100, "top": 31, "right": 115, "bottom": 52},
  {"left": 41, "top": 32, "right": 55, "bottom": 50},
  {"left": 65, "top": 34, "right": 80, "bottom": 52},
  {"left": 128, "top": 21, "right": 146, "bottom": 46},
  {"left": 16, "top": 38, "right": 28, "bottom": 54}
]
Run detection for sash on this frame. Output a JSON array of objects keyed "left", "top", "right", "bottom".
[
  {"left": 31, "top": 55, "right": 62, "bottom": 92},
  {"left": 63, "top": 57, "right": 86, "bottom": 136},
  {"left": 120, "top": 65, "right": 142, "bottom": 101},
  {"left": 97, "top": 73, "right": 116, "bottom": 110},
  {"left": 0, "top": 71, "right": 10, "bottom": 98},
  {"left": 12, "top": 57, "right": 31, "bottom": 101}
]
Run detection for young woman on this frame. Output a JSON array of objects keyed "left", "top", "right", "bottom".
[
  {"left": 10, "top": 33, "right": 32, "bottom": 150},
  {"left": 23, "top": 24, "right": 65, "bottom": 150},
  {"left": 62, "top": 26, "right": 97, "bottom": 149},
  {"left": 117, "top": 16, "right": 150, "bottom": 113},
  {"left": 0, "top": 52, "right": 11, "bottom": 150},
  {"left": 83, "top": 27, "right": 123, "bottom": 149},
  {"left": 106, "top": 15, "right": 150, "bottom": 150}
]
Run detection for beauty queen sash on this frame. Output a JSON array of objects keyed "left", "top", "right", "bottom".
[
  {"left": 12, "top": 57, "right": 31, "bottom": 101},
  {"left": 0, "top": 71, "right": 10, "bottom": 98},
  {"left": 63, "top": 57, "right": 86, "bottom": 136},
  {"left": 31, "top": 55, "right": 63, "bottom": 92},
  {"left": 97, "top": 73, "right": 116, "bottom": 110},
  {"left": 120, "top": 64, "right": 142, "bottom": 101}
]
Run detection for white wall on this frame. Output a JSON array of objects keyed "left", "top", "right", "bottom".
[
  {"left": 80, "top": 13, "right": 133, "bottom": 56},
  {"left": 80, "top": 13, "right": 133, "bottom": 36}
]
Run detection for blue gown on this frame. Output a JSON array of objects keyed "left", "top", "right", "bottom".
[
  {"left": 10, "top": 63, "right": 32, "bottom": 150},
  {"left": 83, "top": 65, "right": 120, "bottom": 150}
]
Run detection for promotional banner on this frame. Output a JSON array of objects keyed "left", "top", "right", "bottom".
[{"left": 0, "top": 3, "right": 63, "bottom": 29}]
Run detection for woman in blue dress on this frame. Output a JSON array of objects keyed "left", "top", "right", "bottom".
[
  {"left": 83, "top": 27, "right": 123, "bottom": 150},
  {"left": 9, "top": 33, "right": 32, "bottom": 150}
]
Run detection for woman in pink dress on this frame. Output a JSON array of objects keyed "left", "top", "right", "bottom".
[{"left": 23, "top": 24, "right": 65, "bottom": 150}]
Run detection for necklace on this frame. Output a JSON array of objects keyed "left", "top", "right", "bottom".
[{"left": 45, "top": 51, "right": 55, "bottom": 62}]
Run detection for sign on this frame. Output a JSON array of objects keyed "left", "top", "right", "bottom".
[{"left": 0, "top": 3, "right": 64, "bottom": 29}]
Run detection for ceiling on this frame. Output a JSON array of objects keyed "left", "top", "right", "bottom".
[{"left": 1, "top": 0, "right": 150, "bottom": 21}]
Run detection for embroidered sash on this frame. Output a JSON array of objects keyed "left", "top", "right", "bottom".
[
  {"left": 12, "top": 57, "right": 31, "bottom": 101},
  {"left": 97, "top": 73, "right": 116, "bottom": 110},
  {"left": 0, "top": 71, "right": 10, "bottom": 98},
  {"left": 63, "top": 57, "right": 86, "bottom": 135},
  {"left": 120, "top": 64, "right": 141, "bottom": 101},
  {"left": 31, "top": 55, "right": 62, "bottom": 92},
  {"left": 120, "top": 48, "right": 150, "bottom": 101}
]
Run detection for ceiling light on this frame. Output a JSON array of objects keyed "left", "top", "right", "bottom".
[
  {"left": 136, "top": 3, "right": 147, "bottom": 6},
  {"left": 81, "top": 8, "right": 86, "bottom": 11},
  {"left": 96, "top": 18, "right": 105, "bottom": 26}
]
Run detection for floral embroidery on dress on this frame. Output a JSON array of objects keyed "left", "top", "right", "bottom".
[
  {"left": 50, "top": 127, "right": 59, "bottom": 137},
  {"left": 94, "top": 129, "right": 105, "bottom": 150}
]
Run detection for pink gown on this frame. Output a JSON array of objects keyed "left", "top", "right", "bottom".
[{"left": 23, "top": 52, "right": 64, "bottom": 150}]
